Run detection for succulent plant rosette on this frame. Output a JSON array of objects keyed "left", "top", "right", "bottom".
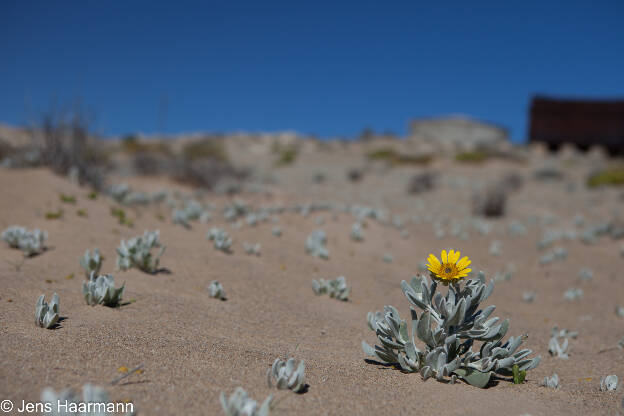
[{"left": 362, "top": 249, "right": 541, "bottom": 388}]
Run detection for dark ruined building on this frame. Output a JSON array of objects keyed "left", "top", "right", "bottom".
[{"left": 528, "top": 96, "right": 624, "bottom": 154}]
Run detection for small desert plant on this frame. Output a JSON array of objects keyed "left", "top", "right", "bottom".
[
  {"left": 33, "top": 103, "right": 108, "bottom": 190},
  {"left": 83, "top": 272, "right": 125, "bottom": 307},
  {"left": 522, "top": 292, "right": 536, "bottom": 303},
  {"left": 347, "top": 167, "right": 364, "bottom": 183},
  {"left": 59, "top": 193, "right": 76, "bottom": 204},
  {"left": 110, "top": 207, "right": 134, "bottom": 227},
  {"left": 35, "top": 293, "right": 59, "bottom": 329},
  {"left": 540, "top": 373, "right": 559, "bottom": 388},
  {"left": 305, "top": 229, "right": 329, "bottom": 259},
  {"left": 267, "top": 358, "right": 306, "bottom": 393},
  {"left": 116, "top": 230, "right": 166, "bottom": 273},
  {"left": 272, "top": 227, "right": 282, "bottom": 237},
  {"left": 362, "top": 250, "right": 541, "bottom": 388},
  {"left": 220, "top": 387, "right": 273, "bottom": 416},
  {"left": 79, "top": 248, "right": 102, "bottom": 277},
  {"left": 272, "top": 142, "right": 299, "bottom": 166},
  {"left": 587, "top": 166, "right": 624, "bottom": 188},
  {"left": 455, "top": 150, "right": 489, "bottom": 163},
  {"left": 243, "top": 242, "right": 261, "bottom": 256},
  {"left": 208, "top": 281, "right": 227, "bottom": 300},
  {"left": 563, "top": 287, "right": 583, "bottom": 301},
  {"left": 367, "top": 148, "right": 432, "bottom": 166},
  {"left": 472, "top": 185, "right": 507, "bottom": 217},
  {"left": 407, "top": 172, "right": 436, "bottom": 194},
  {"left": 2, "top": 225, "right": 47, "bottom": 257},
  {"left": 600, "top": 375, "right": 618, "bottom": 391},
  {"left": 350, "top": 222, "right": 364, "bottom": 241},
  {"left": 207, "top": 228, "right": 233, "bottom": 252},
  {"left": 382, "top": 253, "right": 394, "bottom": 263},
  {"left": 312, "top": 276, "right": 350, "bottom": 301},
  {"left": 548, "top": 333, "right": 570, "bottom": 359}
]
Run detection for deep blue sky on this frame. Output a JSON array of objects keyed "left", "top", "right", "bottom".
[{"left": 1, "top": 1, "right": 623, "bottom": 141}]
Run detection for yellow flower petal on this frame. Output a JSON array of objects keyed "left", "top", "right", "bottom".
[
  {"left": 441, "top": 250, "right": 448, "bottom": 263},
  {"left": 427, "top": 254, "right": 441, "bottom": 268},
  {"left": 457, "top": 256, "right": 471, "bottom": 269},
  {"left": 451, "top": 250, "right": 461, "bottom": 264}
]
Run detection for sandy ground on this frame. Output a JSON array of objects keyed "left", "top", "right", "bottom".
[{"left": 1, "top": 160, "right": 623, "bottom": 415}]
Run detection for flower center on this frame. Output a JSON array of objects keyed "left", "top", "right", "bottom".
[{"left": 445, "top": 267, "right": 452, "bottom": 274}]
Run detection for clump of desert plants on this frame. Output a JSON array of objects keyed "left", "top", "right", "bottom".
[
  {"left": 267, "top": 357, "right": 306, "bottom": 393},
  {"left": 83, "top": 272, "right": 125, "bottom": 307},
  {"left": 116, "top": 230, "right": 166, "bottom": 273},
  {"left": 35, "top": 293, "right": 60, "bottom": 329},
  {"left": 367, "top": 147, "right": 432, "bottom": 166},
  {"left": 79, "top": 248, "right": 102, "bottom": 277},
  {"left": 407, "top": 172, "right": 436, "bottom": 194},
  {"left": 220, "top": 387, "right": 273, "bottom": 416},
  {"left": 272, "top": 142, "right": 299, "bottom": 166},
  {"left": 243, "top": 242, "right": 261, "bottom": 256},
  {"left": 563, "top": 287, "right": 583, "bottom": 301},
  {"left": 1, "top": 225, "right": 48, "bottom": 257},
  {"left": 362, "top": 249, "right": 541, "bottom": 388},
  {"left": 312, "top": 276, "right": 350, "bottom": 301},
  {"left": 305, "top": 229, "right": 329, "bottom": 259},
  {"left": 455, "top": 150, "right": 489, "bottom": 164},
  {"left": 208, "top": 281, "right": 227, "bottom": 300},
  {"left": 472, "top": 185, "right": 507, "bottom": 218},
  {"left": 587, "top": 166, "right": 624, "bottom": 188},
  {"left": 207, "top": 228, "right": 233, "bottom": 252}
]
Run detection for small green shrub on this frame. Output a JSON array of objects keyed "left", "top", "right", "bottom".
[
  {"left": 455, "top": 150, "right": 489, "bottom": 163},
  {"left": 272, "top": 143, "right": 299, "bottom": 166},
  {"left": 59, "top": 193, "right": 76, "bottom": 204},
  {"left": 587, "top": 166, "right": 624, "bottom": 188},
  {"left": 182, "top": 138, "right": 228, "bottom": 162},
  {"left": 121, "top": 134, "right": 171, "bottom": 155},
  {"left": 367, "top": 148, "right": 432, "bottom": 166},
  {"left": 45, "top": 209, "right": 63, "bottom": 220}
]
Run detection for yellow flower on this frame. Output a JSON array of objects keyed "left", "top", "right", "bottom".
[{"left": 426, "top": 249, "right": 471, "bottom": 283}]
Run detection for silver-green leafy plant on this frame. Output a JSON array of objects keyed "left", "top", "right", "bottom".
[
  {"left": 305, "top": 229, "right": 329, "bottom": 259},
  {"left": 2, "top": 225, "right": 47, "bottom": 256},
  {"left": 350, "top": 222, "right": 364, "bottom": 241},
  {"left": 540, "top": 373, "right": 559, "bottom": 389},
  {"left": 362, "top": 271, "right": 541, "bottom": 388},
  {"left": 382, "top": 253, "right": 394, "bottom": 263},
  {"left": 79, "top": 248, "right": 102, "bottom": 277},
  {"left": 41, "top": 383, "right": 135, "bottom": 416},
  {"left": 312, "top": 276, "right": 349, "bottom": 301},
  {"left": 208, "top": 281, "right": 227, "bottom": 300},
  {"left": 243, "top": 242, "right": 261, "bottom": 256},
  {"left": 35, "top": 293, "right": 59, "bottom": 329},
  {"left": 548, "top": 333, "right": 569, "bottom": 359},
  {"left": 83, "top": 272, "right": 125, "bottom": 307},
  {"left": 207, "top": 228, "right": 233, "bottom": 252},
  {"left": 220, "top": 387, "right": 272, "bottom": 416},
  {"left": 600, "top": 375, "right": 618, "bottom": 392},
  {"left": 267, "top": 357, "right": 306, "bottom": 393},
  {"left": 563, "top": 287, "right": 583, "bottom": 301},
  {"left": 116, "top": 230, "right": 166, "bottom": 273},
  {"left": 522, "top": 291, "right": 536, "bottom": 303},
  {"left": 578, "top": 267, "right": 593, "bottom": 281}
]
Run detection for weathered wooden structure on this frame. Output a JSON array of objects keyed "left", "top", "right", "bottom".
[{"left": 528, "top": 96, "right": 624, "bottom": 154}]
